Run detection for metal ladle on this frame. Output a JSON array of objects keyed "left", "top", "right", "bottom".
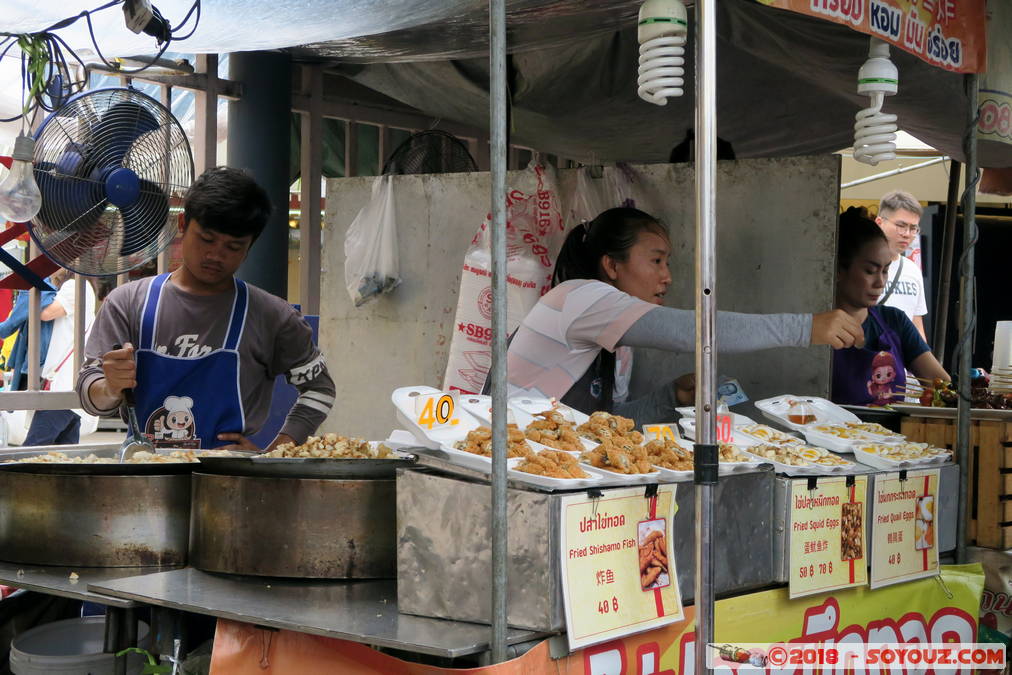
[{"left": 112, "top": 343, "right": 156, "bottom": 462}]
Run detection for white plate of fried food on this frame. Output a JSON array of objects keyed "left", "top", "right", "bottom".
[
  {"left": 509, "top": 448, "right": 603, "bottom": 489},
  {"left": 523, "top": 408, "right": 592, "bottom": 454},
  {"left": 801, "top": 422, "right": 904, "bottom": 454},
  {"left": 852, "top": 442, "right": 951, "bottom": 470},
  {"left": 577, "top": 411, "right": 644, "bottom": 448},
  {"left": 578, "top": 437, "right": 660, "bottom": 482},
  {"left": 736, "top": 424, "right": 803, "bottom": 446},
  {"left": 435, "top": 424, "right": 531, "bottom": 473},
  {"left": 391, "top": 385, "right": 483, "bottom": 449},
  {"left": 640, "top": 438, "right": 762, "bottom": 479},
  {"left": 743, "top": 443, "right": 856, "bottom": 475}
]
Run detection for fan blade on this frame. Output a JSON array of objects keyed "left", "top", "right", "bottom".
[
  {"left": 33, "top": 162, "right": 106, "bottom": 234},
  {"left": 89, "top": 101, "right": 160, "bottom": 168},
  {"left": 119, "top": 179, "right": 169, "bottom": 256}
]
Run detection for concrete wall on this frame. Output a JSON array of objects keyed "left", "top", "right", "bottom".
[{"left": 320, "top": 157, "right": 840, "bottom": 439}]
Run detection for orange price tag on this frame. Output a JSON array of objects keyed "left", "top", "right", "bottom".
[{"left": 415, "top": 393, "right": 460, "bottom": 430}]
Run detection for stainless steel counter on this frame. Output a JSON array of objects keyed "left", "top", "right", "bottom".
[
  {"left": 0, "top": 559, "right": 159, "bottom": 608},
  {"left": 89, "top": 568, "right": 549, "bottom": 658}
]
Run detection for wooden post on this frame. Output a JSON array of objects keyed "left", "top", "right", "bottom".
[{"left": 298, "top": 64, "right": 323, "bottom": 316}]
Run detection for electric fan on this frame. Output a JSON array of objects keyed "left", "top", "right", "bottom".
[
  {"left": 382, "top": 130, "right": 477, "bottom": 175},
  {"left": 29, "top": 87, "right": 193, "bottom": 276}
]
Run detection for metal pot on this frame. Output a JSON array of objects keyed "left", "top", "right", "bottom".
[
  {"left": 0, "top": 471, "right": 191, "bottom": 567},
  {"left": 189, "top": 472, "right": 396, "bottom": 578}
]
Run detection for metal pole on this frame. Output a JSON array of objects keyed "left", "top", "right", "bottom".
[
  {"left": 488, "top": 0, "right": 509, "bottom": 662},
  {"left": 694, "top": 1, "right": 717, "bottom": 672},
  {"left": 26, "top": 240, "right": 41, "bottom": 391},
  {"left": 73, "top": 274, "right": 85, "bottom": 376},
  {"left": 955, "top": 74, "right": 978, "bottom": 565},
  {"left": 839, "top": 156, "right": 949, "bottom": 189},
  {"left": 933, "top": 160, "right": 961, "bottom": 359}
]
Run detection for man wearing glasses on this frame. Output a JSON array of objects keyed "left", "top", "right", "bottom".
[{"left": 875, "top": 190, "right": 928, "bottom": 341}]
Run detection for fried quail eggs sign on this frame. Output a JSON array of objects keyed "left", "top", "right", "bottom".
[
  {"left": 789, "top": 476, "right": 869, "bottom": 599},
  {"left": 559, "top": 485, "right": 683, "bottom": 650},
  {"left": 870, "top": 469, "right": 940, "bottom": 589}
]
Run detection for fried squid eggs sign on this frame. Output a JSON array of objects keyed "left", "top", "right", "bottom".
[{"left": 559, "top": 484, "right": 683, "bottom": 650}]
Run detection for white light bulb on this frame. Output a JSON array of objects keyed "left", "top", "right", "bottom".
[
  {"left": 637, "top": 0, "right": 688, "bottom": 106},
  {"left": 853, "top": 38, "right": 899, "bottom": 166},
  {"left": 0, "top": 133, "right": 42, "bottom": 223}
]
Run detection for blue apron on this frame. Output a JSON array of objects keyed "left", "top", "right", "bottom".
[{"left": 134, "top": 274, "right": 248, "bottom": 449}]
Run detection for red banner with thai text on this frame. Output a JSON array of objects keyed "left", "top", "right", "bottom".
[{"left": 757, "top": 0, "right": 986, "bottom": 73}]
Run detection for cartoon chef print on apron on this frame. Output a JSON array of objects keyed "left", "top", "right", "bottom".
[
  {"left": 135, "top": 274, "right": 248, "bottom": 449},
  {"left": 831, "top": 307, "right": 907, "bottom": 407}
]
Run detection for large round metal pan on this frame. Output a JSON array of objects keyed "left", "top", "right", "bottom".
[
  {"left": 0, "top": 447, "right": 242, "bottom": 476},
  {"left": 197, "top": 452, "right": 416, "bottom": 479}
]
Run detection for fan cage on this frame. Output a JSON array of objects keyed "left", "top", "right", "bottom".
[
  {"left": 30, "top": 87, "right": 194, "bottom": 276},
  {"left": 382, "top": 130, "right": 478, "bottom": 175}
]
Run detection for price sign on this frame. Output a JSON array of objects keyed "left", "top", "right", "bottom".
[
  {"left": 789, "top": 476, "right": 868, "bottom": 599},
  {"left": 716, "top": 415, "right": 733, "bottom": 443},
  {"left": 642, "top": 423, "right": 680, "bottom": 442},
  {"left": 559, "top": 485, "right": 683, "bottom": 650},
  {"left": 870, "top": 469, "right": 940, "bottom": 589},
  {"left": 414, "top": 392, "right": 460, "bottom": 430}
]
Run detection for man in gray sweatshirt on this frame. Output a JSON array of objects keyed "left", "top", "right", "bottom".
[{"left": 77, "top": 167, "right": 335, "bottom": 451}]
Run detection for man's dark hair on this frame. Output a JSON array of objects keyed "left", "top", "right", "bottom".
[{"left": 183, "top": 166, "right": 272, "bottom": 241}]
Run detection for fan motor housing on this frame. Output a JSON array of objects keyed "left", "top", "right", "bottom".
[{"left": 104, "top": 167, "right": 141, "bottom": 208}]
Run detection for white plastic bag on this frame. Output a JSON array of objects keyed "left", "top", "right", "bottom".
[
  {"left": 344, "top": 175, "right": 400, "bottom": 307},
  {"left": 442, "top": 163, "right": 565, "bottom": 394}
]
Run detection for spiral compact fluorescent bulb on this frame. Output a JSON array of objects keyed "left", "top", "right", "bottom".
[
  {"left": 853, "top": 38, "right": 899, "bottom": 166},
  {"left": 637, "top": 0, "right": 688, "bottom": 106}
]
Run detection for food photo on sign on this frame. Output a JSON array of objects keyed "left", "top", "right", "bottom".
[{"left": 638, "top": 520, "right": 669, "bottom": 590}]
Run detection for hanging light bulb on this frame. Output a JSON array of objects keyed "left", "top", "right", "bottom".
[
  {"left": 637, "top": 0, "right": 688, "bottom": 106},
  {"left": 0, "top": 133, "right": 41, "bottom": 223},
  {"left": 853, "top": 38, "right": 899, "bottom": 166}
]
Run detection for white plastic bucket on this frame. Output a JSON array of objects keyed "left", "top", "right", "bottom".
[
  {"left": 10, "top": 615, "right": 151, "bottom": 675},
  {"left": 993, "top": 321, "right": 1012, "bottom": 372}
]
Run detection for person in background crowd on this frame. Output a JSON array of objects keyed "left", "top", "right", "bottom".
[
  {"left": 0, "top": 278, "right": 56, "bottom": 391},
  {"left": 22, "top": 268, "right": 99, "bottom": 445},
  {"left": 875, "top": 190, "right": 929, "bottom": 341},
  {"left": 831, "top": 209, "right": 948, "bottom": 406}
]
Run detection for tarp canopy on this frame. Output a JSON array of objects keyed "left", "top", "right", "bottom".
[{"left": 0, "top": 0, "right": 1009, "bottom": 166}]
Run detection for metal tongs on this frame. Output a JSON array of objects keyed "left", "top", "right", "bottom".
[{"left": 113, "top": 342, "right": 156, "bottom": 463}]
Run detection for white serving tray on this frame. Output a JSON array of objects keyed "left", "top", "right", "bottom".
[
  {"left": 507, "top": 465, "right": 605, "bottom": 489},
  {"left": 851, "top": 443, "right": 952, "bottom": 470},
  {"left": 735, "top": 424, "right": 802, "bottom": 446},
  {"left": 674, "top": 407, "right": 756, "bottom": 426},
  {"left": 677, "top": 419, "right": 760, "bottom": 447},
  {"left": 437, "top": 443, "right": 525, "bottom": 473},
  {"left": 754, "top": 395, "right": 860, "bottom": 432}
]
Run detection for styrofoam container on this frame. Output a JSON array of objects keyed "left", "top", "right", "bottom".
[
  {"left": 677, "top": 419, "right": 760, "bottom": 446},
  {"left": 392, "top": 385, "right": 482, "bottom": 449},
  {"left": 674, "top": 407, "right": 756, "bottom": 426},
  {"left": 754, "top": 395, "right": 860, "bottom": 431},
  {"left": 507, "top": 465, "right": 604, "bottom": 489},
  {"left": 10, "top": 616, "right": 150, "bottom": 675}
]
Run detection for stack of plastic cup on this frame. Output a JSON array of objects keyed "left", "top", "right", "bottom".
[{"left": 990, "top": 321, "right": 1012, "bottom": 392}]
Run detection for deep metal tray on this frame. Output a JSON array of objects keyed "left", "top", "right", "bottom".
[{"left": 196, "top": 452, "right": 416, "bottom": 479}]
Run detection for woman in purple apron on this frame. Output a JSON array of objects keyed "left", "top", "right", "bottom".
[{"left": 831, "top": 210, "right": 949, "bottom": 406}]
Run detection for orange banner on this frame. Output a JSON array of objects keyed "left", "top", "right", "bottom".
[
  {"left": 209, "top": 565, "right": 983, "bottom": 675},
  {"left": 758, "top": 0, "right": 986, "bottom": 73}
]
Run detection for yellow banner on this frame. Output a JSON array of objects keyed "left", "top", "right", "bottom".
[
  {"left": 560, "top": 484, "right": 683, "bottom": 649},
  {"left": 871, "top": 469, "right": 940, "bottom": 588},
  {"left": 759, "top": 0, "right": 986, "bottom": 73},
  {"left": 210, "top": 565, "right": 985, "bottom": 674},
  {"left": 790, "top": 476, "right": 869, "bottom": 598}
]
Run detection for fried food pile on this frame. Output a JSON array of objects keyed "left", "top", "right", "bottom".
[
  {"left": 749, "top": 444, "right": 812, "bottom": 466},
  {"left": 639, "top": 530, "right": 669, "bottom": 589},
  {"left": 524, "top": 410, "right": 583, "bottom": 452},
  {"left": 841, "top": 502, "right": 863, "bottom": 560},
  {"left": 264, "top": 435, "right": 393, "bottom": 459},
  {"left": 581, "top": 438, "right": 655, "bottom": 475},
  {"left": 12, "top": 450, "right": 201, "bottom": 464},
  {"left": 740, "top": 424, "right": 799, "bottom": 444},
  {"left": 515, "top": 449, "right": 588, "bottom": 479},
  {"left": 856, "top": 442, "right": 948, "bottom": 462},
  {"left": 578, "top": 412, "right": 644, "bottom": 445},
  {"left": 812, "top": 424, "right": 874, "bottom": 440},
  {"left": 718, "top": 444, "right": 752, "bottom": 463},
  {"left": 643, "top": 438, "right": 693, "bottom": 471},
  {"left": 454, "top": 425, "right": 533, "bottom": 458},
  {"left": 844, "top": 422, "right": 902, "bottom": 439}
]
